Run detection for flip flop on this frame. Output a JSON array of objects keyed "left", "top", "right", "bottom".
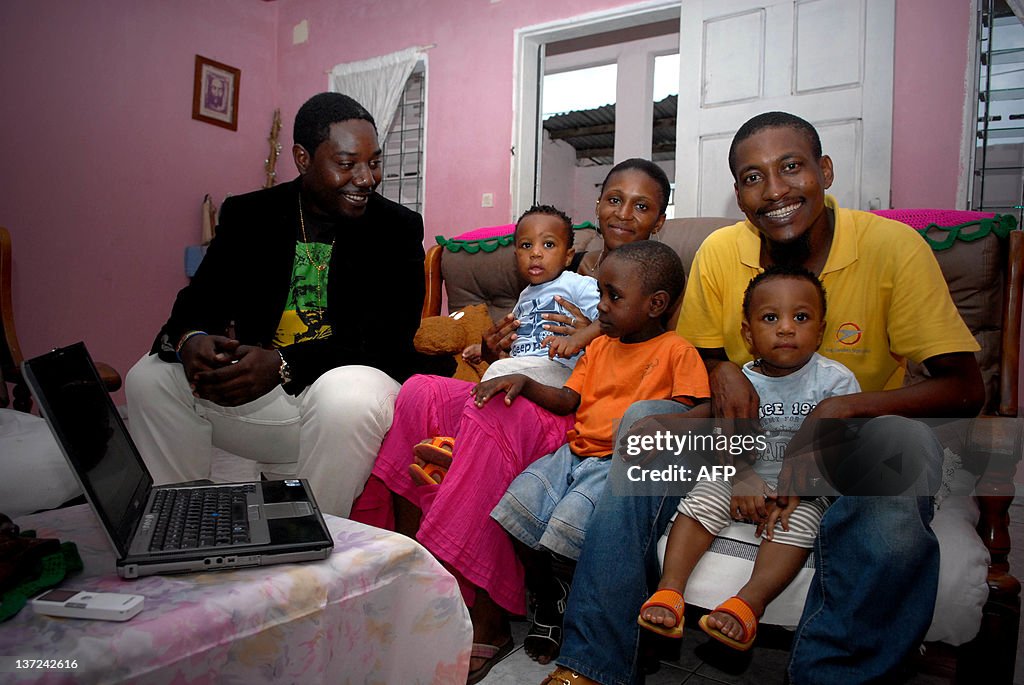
[
  {"left": 413, "top": 436, "right": 455, "bottom": 469},
  {"left": 409, "top": 436, "right": 455, "bottom": 484},
  {"left": 637, "top": 588, "right": 685, "bottom": 638},
  {"left": 698, "top": 595, "right": 757, "bottom": 651},
  {"left": 525, "top": 576, "right": 570, "bottom": 663},
  {"left": 466, "top": 637, "right": 514, "bottom": 684},
  {"left": 408, "top": 462, "right": 446, "bottom": 486}
]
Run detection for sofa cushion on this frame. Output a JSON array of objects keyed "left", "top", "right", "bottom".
[
  {"left": 439, "top": 224, "right": 602, "bottom": 322},
  {"left": 439, "top": 217, "right": 735, "bottom": 324},
  {"left": 880, "top": 210, "right": 1016, "bottom": 414},
  {"left": 441, "top": 244, "right": 524, "bottom": 323}
]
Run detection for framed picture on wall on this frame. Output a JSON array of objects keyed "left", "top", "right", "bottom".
[{"left": 192, "top": 55, "right": 240, "bottom": 131}]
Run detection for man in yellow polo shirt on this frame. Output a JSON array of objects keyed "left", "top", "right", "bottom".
[
  {"left": 549, "top": 112, "right": 984, "bottom": 685},
  {"left": 680, "top": 195, "right": 977, "bottom": 395}
]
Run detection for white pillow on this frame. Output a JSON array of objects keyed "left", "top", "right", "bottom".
[
  {"left": 924, "top": 473, "right": 989, "bottom": 644},
  {"left": 0, "top": 409, "right": 81, "bottom": 517}
]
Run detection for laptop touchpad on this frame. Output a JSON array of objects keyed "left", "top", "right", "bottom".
[{"left": 263, "top": 502, "right": 313, "bottom": 519}]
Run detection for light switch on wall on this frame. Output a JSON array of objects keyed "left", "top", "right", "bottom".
[
  {"left": 293, "top": 20, "right": 309, "bottom": 45},
  {"left": 481, "top": 193, "right": 494, "bottom": 207}
]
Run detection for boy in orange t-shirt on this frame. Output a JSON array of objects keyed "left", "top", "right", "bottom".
[{"left": 474, "top": 240, "right": 710, "bottom": 663}]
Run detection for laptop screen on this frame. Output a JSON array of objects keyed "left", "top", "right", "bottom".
[{"left": 23, "top": 343, "right": 151, "bottom": 556}]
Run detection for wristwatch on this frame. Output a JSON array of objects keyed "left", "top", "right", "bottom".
[{"left": 277, "top": 351, "right": 293, "bottom": 385}]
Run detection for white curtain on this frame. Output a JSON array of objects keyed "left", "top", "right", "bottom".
[
  {"left": 328, "top": 46, "right": 424, "bottom": 144},
  {"left": 1009, "top": 0, "right": 1024, "bottom": 24}
]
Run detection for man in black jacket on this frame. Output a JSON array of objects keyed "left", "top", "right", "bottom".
[{"left": 126, "top": 93, "right": 435, "bottom": 516}]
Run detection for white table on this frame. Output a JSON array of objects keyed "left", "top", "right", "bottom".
[{"left": 0, "top": 505, "right": 472, "bottom": 684}]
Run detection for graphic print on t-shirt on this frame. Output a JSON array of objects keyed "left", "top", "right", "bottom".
[
  {"left": 757, "top": 399, "right": 817, "bottom": 466},
  {"left": 510, "top": 297, "right": 565, "bottom": 357},
  {"left": 273, "top": 242, "right": 334, "bottom": 347}
]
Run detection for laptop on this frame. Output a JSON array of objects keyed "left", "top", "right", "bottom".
[{"left": 22, "top": 342, "right": 334, "bottom": 579}]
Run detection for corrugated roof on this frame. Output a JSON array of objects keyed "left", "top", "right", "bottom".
[{"left": 543, "top": 94, "right": 677, "bottom": 165}]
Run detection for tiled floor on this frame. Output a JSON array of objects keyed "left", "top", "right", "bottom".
[{"left": 481, "top": 497, "right": 1024, "bottom": 685}]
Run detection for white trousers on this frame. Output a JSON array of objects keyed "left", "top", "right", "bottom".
[{"left": 124, "top": 354, "right": 401, "bottom": 517}]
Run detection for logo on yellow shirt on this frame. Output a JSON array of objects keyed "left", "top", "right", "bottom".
[{"left": 836, "top": 322, "right": 862, "bottom": 345}]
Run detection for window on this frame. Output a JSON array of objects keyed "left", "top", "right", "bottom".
[
  {"left": 379, "top": 63, "right": 426, "bottom": 213},
  {"left": 971, "top": 0, "right": 1024, "bottom": 223}
]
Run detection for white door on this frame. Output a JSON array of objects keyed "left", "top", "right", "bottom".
[{"left": 675, "top": 0, "right": 895, "bottom": 218}]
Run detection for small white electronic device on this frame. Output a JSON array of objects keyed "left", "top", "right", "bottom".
[{"left": 30, "top": 588, "right": 144, "bottom": 621}]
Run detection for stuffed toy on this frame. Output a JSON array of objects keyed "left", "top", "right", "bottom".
[{"left": 414, "top": 304, "right": 493, "bottom": 382}]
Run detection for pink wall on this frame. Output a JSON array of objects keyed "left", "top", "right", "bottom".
[
  {"left": 274, "top": 0, "right": 641, "bottom": 239},
  {"left": 891, "top": 0, "right": 972, "bottom": 208},
  {"left": 0, "top": 0, "right": 278, "bottom": 401},
  {"left": 0, "top": 0, "right": 973, "bottom": 405},
  {"left": 274, "top": 0, "right": 973, "bottom": 236}
]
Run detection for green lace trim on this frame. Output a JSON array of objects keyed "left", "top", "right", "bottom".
[
  {"left": 916, "top": 214, "right": 1018, "bottom": 251},
  {"left": 0, "top": 541, "right": 82, "bottom": 622},
  {"left": 435, "top": 216, "right": 1020, "bottom": 253},
  {"left": 436, "top": 222, "right": 596, "bottom": 254}
]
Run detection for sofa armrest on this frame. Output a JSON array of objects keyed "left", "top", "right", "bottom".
[
  {"left": 999, "top": 230, "right": 1024, "bottom": 416},
  {"left": 423, "top": 244, "right": 443, "bottom": 318}
]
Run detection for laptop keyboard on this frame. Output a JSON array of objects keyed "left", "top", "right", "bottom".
[{"left": 147, "top": 485, "right": 255, "bottom": 551}]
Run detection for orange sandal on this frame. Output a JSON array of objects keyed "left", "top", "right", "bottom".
[
  {"left": 637, "top": 588, "right": 685, "bottom": 638},
  {"left": 698, "top": 596, "right": 757, "bottom": 651},
  {"left": 409, "top": 462, "right": 446, "bottom": 486},
  {"left": 413, "top": 436, "right": 454, "bottom": 468},
  {"left": 409, "top": 436, "right": 455, "bottom": 485}
]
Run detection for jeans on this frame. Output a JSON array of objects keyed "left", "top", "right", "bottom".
[
  {"left": 557, "top": 403, "right": 942, "bottom": 685},
  {"left": 559, "top": 400, "right": 690, "bottom": 685},
  {"left": 492, "top": 443, "right": 613, "bottom": 561},
  {"left": 788, "top": 496, "right": 938, "bottom": 683},
  {"left": 788, "top": 416, "right": 942, "bottom": 684}
]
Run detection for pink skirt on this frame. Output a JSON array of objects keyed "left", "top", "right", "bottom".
[{"left": 367, "top": 374, "right": 573, "bottom": 614}]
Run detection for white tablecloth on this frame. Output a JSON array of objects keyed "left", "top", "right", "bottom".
[{"left": 0, "top": 505, "right": 472, "bottom": 684}]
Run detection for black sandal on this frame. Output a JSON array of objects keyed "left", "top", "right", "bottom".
[{"left": 525, "top": 576, "right": 570, "bottom": 664}]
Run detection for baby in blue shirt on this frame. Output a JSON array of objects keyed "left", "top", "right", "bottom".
[{"left": 478, "top": 205, "right": 600, "bottom": 388}]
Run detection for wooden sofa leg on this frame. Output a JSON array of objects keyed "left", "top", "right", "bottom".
[
  {"left": 959, "top": 412, "right": 1023, "bottom": 683},
  {"left": 958, "top": 489, "right": 1021, "bottom": 684}
]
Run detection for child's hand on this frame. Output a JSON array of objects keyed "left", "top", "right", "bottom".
[
  {"left": 471, "top": 374, "right": 528, "bottom": 408},
  {"left": 543, "top": 333, "right": 584, "bottom": 359},
  {"left": 729, "top": 493, "right": 768, "bottom": 523},
  {"left": 730, "top": 471, "right": 770, "bottom": 522},
  {"left": 462, "top": 343, "right": 483, "bottom": 365},
  {"left": 757, "top": 495, "right": 800, "bottom": 540}
]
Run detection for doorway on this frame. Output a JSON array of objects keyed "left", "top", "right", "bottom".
[
  {"left": 538, "top": 27, "right": 680, "bottom": 222},
  {"left": 513, "top": 0, "right": 896, "bottom": 219},
  {"left": 511, "top": 1, "right": 681, "bottom": 217}
]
